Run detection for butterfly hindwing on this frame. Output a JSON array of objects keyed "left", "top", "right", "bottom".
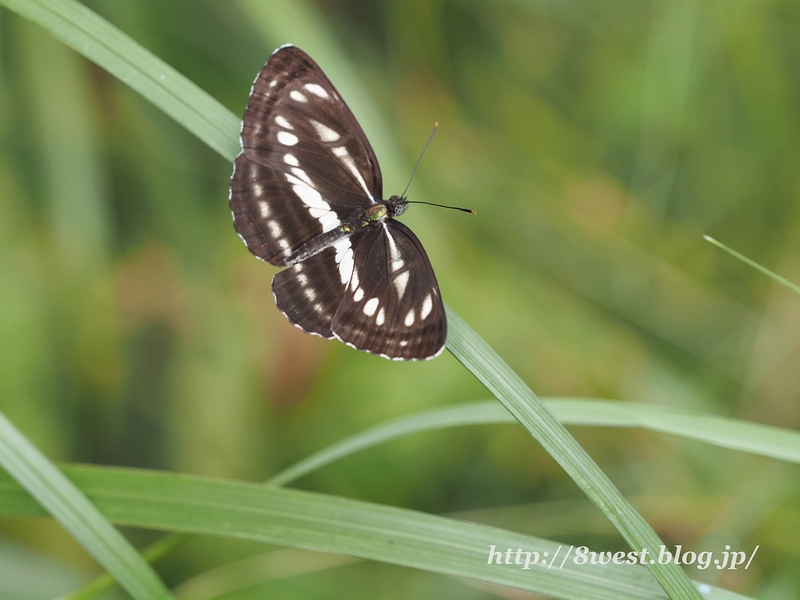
[
  {"left": 332, "top": 221, "right": 446, "bottom": 360},
  {"left": 272, "top": 242, "right": 348, "bottom": 339}
]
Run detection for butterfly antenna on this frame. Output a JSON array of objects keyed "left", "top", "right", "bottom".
[
  {"left": 406, "top": 201, "right": 476, "bottom": 214},
  {"left": 401, "top": 122, "right": 438, "bottom": 199},
  {"left": 401, "top": 123, "right": 476, "bottom": 215}
]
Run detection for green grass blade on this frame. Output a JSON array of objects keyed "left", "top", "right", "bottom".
[
  {"left": 63, "top": 533, "right": 190, "bottom": 600},
  {"left": 547, "top": 399, "right": 800, "bottom": 463},
  {"left": 267, "top": 402, "right": 510, "bottom": 486},
  {"left": 71, "top": 396, "right": 797, "bottom": 598},
  {"left": 270, "top": 399, "right": 800, "bottom": 487},
  {"left": 703, "top": 235, "right": 800, "bottom": 295},
  {"left": 0, "top": 0, "right": 700, "bottom": 597},
  {"left": 172, "top": 549, "right": 358, "bottom": 600},
  {"left": 0, "top": 0, "right": 240, "bottom": 161},
  {"left": 445, "top": 309, "right": 701, "bottom": 599},
  {"left": 0, "top": 412, "right": 173, "bottom": 600},
  {"left": 0, "top": 465, "right": 749, "bottom": 600}
]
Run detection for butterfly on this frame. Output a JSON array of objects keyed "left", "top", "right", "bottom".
[{"left": 229, "top": 45, "right": 446, "bottom": 360}]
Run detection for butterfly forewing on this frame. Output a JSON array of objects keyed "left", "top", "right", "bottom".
[
  {"left": 332, "top": 222, "right": 446, "bottom": 360},
  {"left": 241, "top": 45, "right": 382, "bottom": 208},
  {"left": 231, "top": 153, "right": 334, "bottom": 265}
]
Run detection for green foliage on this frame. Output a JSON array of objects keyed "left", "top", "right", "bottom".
[{"left": 1, "top": 0, "right": 799, "bottom": 598}]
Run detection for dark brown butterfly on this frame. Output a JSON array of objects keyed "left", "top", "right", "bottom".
[{"left": 229, "top": 45, "right": 446, "bottom": 360}]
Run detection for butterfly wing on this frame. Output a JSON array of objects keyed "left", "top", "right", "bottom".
[
  {"left": 331, "top": 221, "right": 446, "bottom": 360},
  {"left": 271, "top": 232, "right": 365, "bottom": 339},
  {"left": 230, "top": 45, "right": 383, "bottom": 265},
  {"left": 230, "top": 154, "right": 333, "bottom": 264}
]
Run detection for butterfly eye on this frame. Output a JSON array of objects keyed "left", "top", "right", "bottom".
[{"left": 390, "top": 196, "right": 408, "bottom": 216}]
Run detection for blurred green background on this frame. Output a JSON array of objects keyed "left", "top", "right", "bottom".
[{"left": 1, "top": 0, "right": 800, "bottom": 597}]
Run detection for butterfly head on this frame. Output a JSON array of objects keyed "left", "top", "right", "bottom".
[{"left": 388, "top": 195, "right": 408, "bottom": 217}]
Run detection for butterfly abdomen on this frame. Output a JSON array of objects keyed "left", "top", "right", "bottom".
[
  {"left": 286, "top": 200, "right": 398, "bottom": 266},
  {"left": 284, "top": 223, "right": 356, "bottom": 266}
]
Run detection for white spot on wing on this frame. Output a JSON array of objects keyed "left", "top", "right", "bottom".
[
  {"left": 283, "top": 153, "right": 299, "bottom": 166},
  {"left": 289, "top": 177, "right": 325, "bottom": 208},
  {"left": 304, "top": 83, "right": 329, "bottom": 98},
  {"left": 304, "top": 288, "right": 316, "bottom": 300},
  {"left": 275, "top": 115, "right": 293, "bottom": 129},
  {"left": 353, "top": 288, "right": 364, "bottom": 302},
  {"left": 334, "top": 238, "right": 354, "bottom": 285},
  {"left": 252, "top": 183, "right": 264, "bottom": 197},
  {"left": 332, "top": 146, "right": 372, "bottom": 199},
  {"left": 277, "top": 131, "right": 298, "bottom": 146},
  {"left": 385, "top": 229, "right": 404, "bottom": 272},
  {"left": 393, "top": 271, "right": 410, "bottom": 299},
  {"left": 350, "top": 269, "right": 360, "bottom": 291},
  {"left": 310, "top": 119, "right": 341, "bottom": 142},
  {"left": 290, "top": 90, "right": 307, "bottom": 102},
  {"left": 286, "top": 174, "right": 341, "bottom": 233},
  {"left": 290, "top": 167, "right": 313, "bottom": 186},
  {"left": 376, "top": 307, "right": 385, "bottom": 326},
  {"left": 364, "top": 298, "right": 379, "bottom": 317},
  {"left": 315, "top": 211, "right": 340, "bottom": 232},
  {"left": 258, "top": 200, "right": 270, "bottom": 218},
  {"left": 421, "top": 293, "right": 433, "bottom": 319},
  {"left": 404, "top": 309, "right": 415, "bottom": 327},
  {"left": 268, "top": 220, "right": 282, "bottom": 238}
]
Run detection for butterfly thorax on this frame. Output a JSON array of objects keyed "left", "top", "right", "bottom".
[
  {"left": 359, "top": 195, "right": 407, "bottom": 224},
  {"left": 283, "top": 196, "right": 409, "bottom": 266}
]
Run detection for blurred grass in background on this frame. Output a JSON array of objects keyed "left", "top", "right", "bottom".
[{"left": 1, "top": 0, "right": 799, "bottom": 597}]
